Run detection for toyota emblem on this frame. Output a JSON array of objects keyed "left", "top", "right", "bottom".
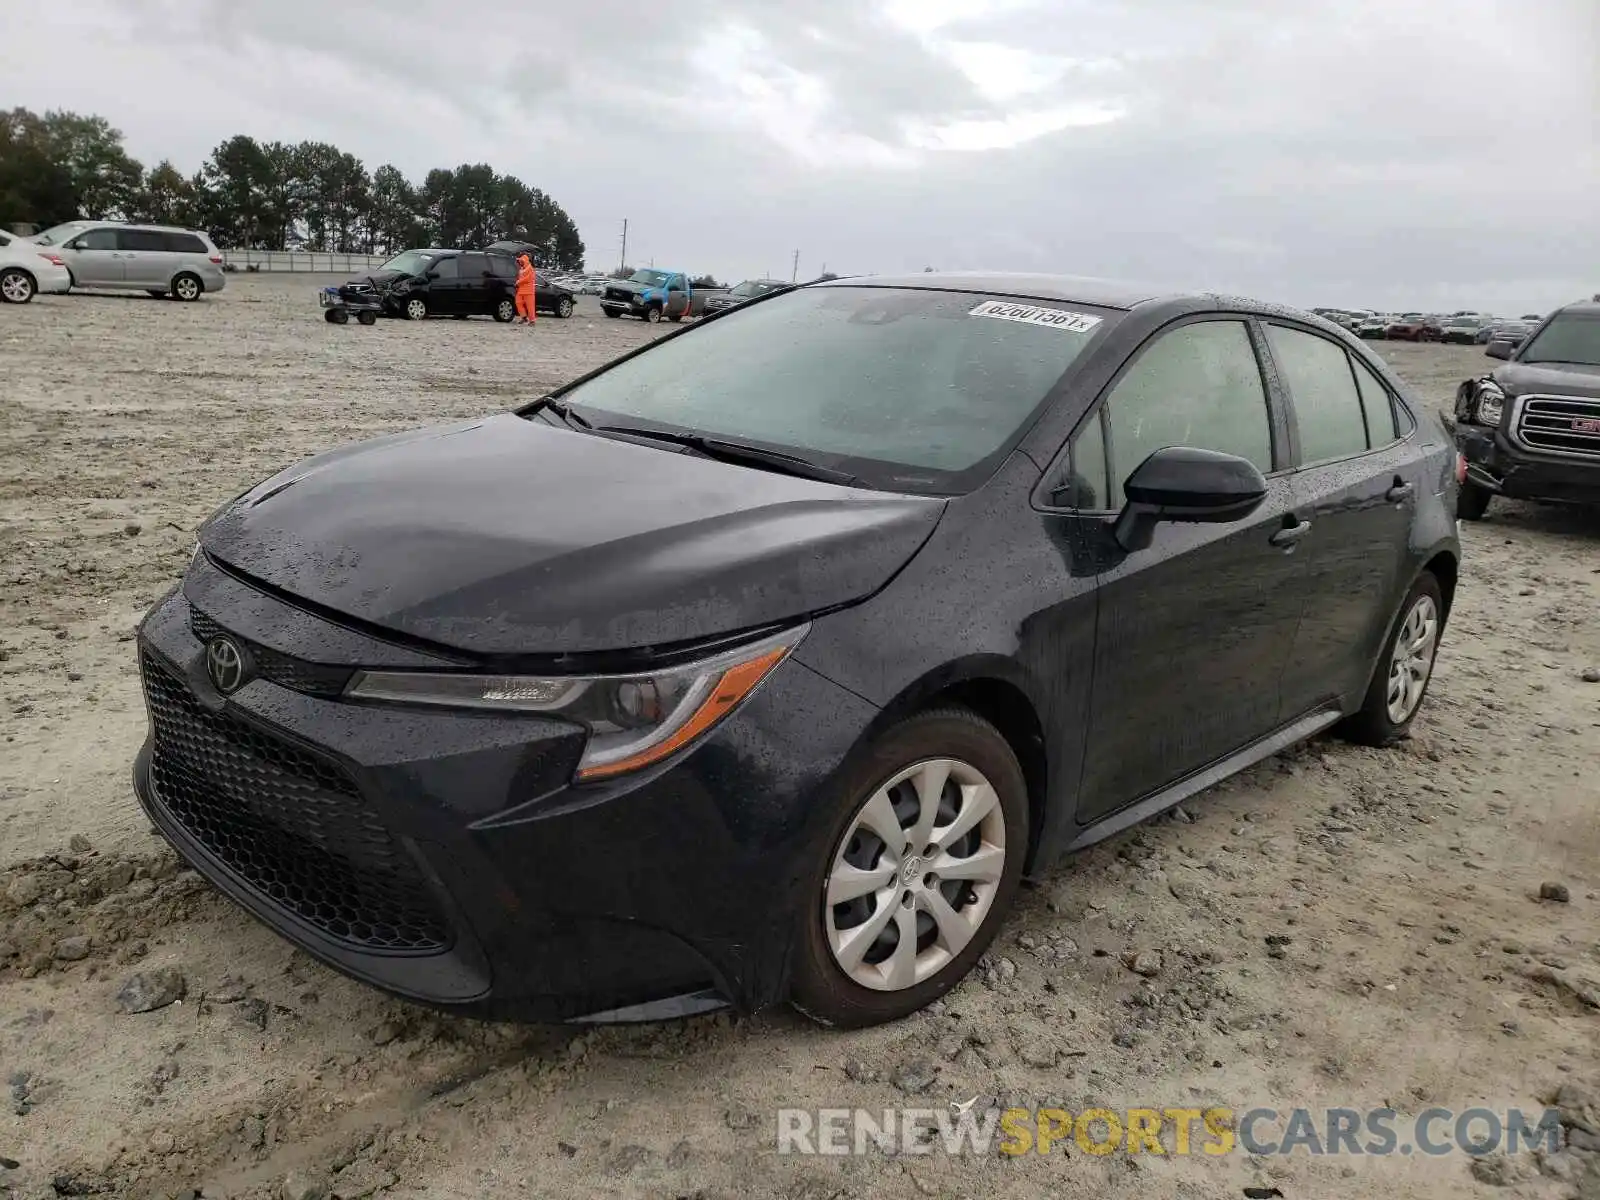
[{"left": 205, "top": 635, "right": 248, "bottom": 694}]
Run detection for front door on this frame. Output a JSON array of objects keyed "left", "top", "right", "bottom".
[
  {"left": 665, "top": 275, "right": 690, "bottom": 319},
  {"left": 65, "top": 227, "right": 123, "bottom": 286},
  {"left": 423, "top": 254, "right": 463, "bottom": 313},
  {"left": 1071, "top": 317, "right": 1310, "bottom": 823}
]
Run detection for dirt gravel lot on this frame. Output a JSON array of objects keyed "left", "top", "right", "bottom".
[{"left": 2, "top": 276, "right": 1597, "bottom": 1200}]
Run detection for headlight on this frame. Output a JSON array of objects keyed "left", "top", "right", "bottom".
[
  {"left": 1474, "top": 381, "right": 1505, "bottom": 425},
  {"left": 344, "top": 625, "right": 807, "bottom": 781}
]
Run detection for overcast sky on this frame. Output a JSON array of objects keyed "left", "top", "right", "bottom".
[{"left": 7, "top": 0, "right": 1598, "bottom": 312}]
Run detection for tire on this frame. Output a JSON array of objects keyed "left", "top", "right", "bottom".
[
  {"left": 668, "top": 311, "right": 683, "bottom": 323},
  {"left": 493, "top": 298, "right": 516, "bottom": 323},
  {"left": 556, "top": 297, "right": 575, "bottom": 318},
  {"left": 603, "top": 308, "right": 621, "bottom": 319},
  {"left": 357, "top": 310, "right": 377, "bottom": 326},
  {"left": 1338, "top": 573, "right": 1444, "bottom": 747},
  {"left": 0, "top": 267, "right": 37, "bottom": 304},
  {"left": 790, "top": 708, "right": 1028, "bottom": 1028},
  {"left": 644, "top": 304, "right": 663, "bottom": 324},
  {"left": 324, "top": 308, "right": 348, "bottom": 324},
  {"left": 171, "top": 273, "right": 203, "bottom": 302},
  {"left": 404, "top": 296, "right": 428, "bottom": 321},
  {"left": 1457, "top": 481, "right": 1492, "bottom": 521}
]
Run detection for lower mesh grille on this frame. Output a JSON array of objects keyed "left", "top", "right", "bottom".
[{"left": 142, "top": 653, "right": 450, "bottom": 953}]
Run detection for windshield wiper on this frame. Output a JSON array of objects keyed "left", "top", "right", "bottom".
[
  {"left": 593, "top": 425, "right": 857, "bottom": 486},
  {"left": 524, "top": 395, "right": 593, "bottom": 430}
]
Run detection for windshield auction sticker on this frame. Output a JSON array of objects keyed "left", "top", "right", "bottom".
[{"left": 969, "top": 300, "right": 1102, "bottom": 333}]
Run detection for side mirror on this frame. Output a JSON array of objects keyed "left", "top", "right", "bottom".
[
  {"left": 1111, "top": 446, "right": 1268, "bottom": 552},
  {"left": 425, "top": 270, "right": 440, "bottom": 280},
  {"left": 1485, "top": 340, "right": 1513, "bottom": 360},
  {"left": 63, "top": 240, "right": 82, "bottom": 251}
]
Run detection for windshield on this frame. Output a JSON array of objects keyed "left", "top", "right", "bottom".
[
  {"left": 554, "top": 286, "right": 1111, "bottom": 493},
  {"left": 1446, "top": 317, "right": 1479, "bottom": 327},
  {"left": 380, "top": 250, "right": 436, "bottom": 275},
  {"left": 1519, "top": 313, "right": 1600, "bottom": 366},
  {"left": 730, "top": 280, "right": 780, "bottom": 298},
  {"left": 629, "top": 269, "right": 670, "bottom": 287},
  {"left": 33, "top": 222, "right": 88, "bottom": 246}
]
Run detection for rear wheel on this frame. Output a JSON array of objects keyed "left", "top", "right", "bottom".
[
  {"left": 404, "top": 296, "right": 428, "bottom": 321},
  {"left": 0, "top": 268, "right": 35, "bottom": 304},
  {"left": 790, "top": 708, "right": 1027, "bottom": 1028},
  {"left": 1339, "top": 573, "right": 1443, "bottom": 747},
  {"left": 171, "top": 273, "right": 202, "bottom": 302},
  {"left": 356, "top": 310, "right": 377, "bottom": 326},
  {"left": 1457, "top": 481, "right": 1492, "bottom": 521},
  {"left": 325, "top": 308, "right": 349, "bottom": 325}
]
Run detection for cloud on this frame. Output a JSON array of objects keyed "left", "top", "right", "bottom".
[{"left": 2, "top": 0, "right": 1596, "bottom": 310}]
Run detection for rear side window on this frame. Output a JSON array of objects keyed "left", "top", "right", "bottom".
[
  {"left": 116, "top": 229, "right": 168, "bottom": 253},
  {"left": 163, "top": 232, "right": 208, "bottom": 254},
  {"left": 1349, "top": 355, "right": 1400, "bottom": 444},
  {"left": 458, "top": 253, "right": 489, "bottom": 277},
  {"left": 1266, "top": 325, "right": 1369, "bottom": 463},
  {"left": 1098, "top": 320, "right": 1273, "bottom": 507},
  {"left": 487, "top": 255, "right": 516, "bottom": 280}
]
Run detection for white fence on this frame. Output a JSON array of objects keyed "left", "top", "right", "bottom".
[{"left": 221, "top": 250, "right": 390, "bottom": 274}]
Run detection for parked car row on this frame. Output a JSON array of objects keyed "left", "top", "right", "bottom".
[
  {"left": 1, "top": 220, "right": 226, "bottom": 303},
  {"left": 1313, "top": 307, "right": 1546, "bottom": 348},
  {"left": 326, "top": 245, "right": 578, "bottom": 323}
]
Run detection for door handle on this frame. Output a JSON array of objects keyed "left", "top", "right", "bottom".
[
  {"left": 1269, "top": 519, "right": 1312, "bottom": 548},
  {"left": 1386, "top": 480, "right": 1414, "bottom": 503}
]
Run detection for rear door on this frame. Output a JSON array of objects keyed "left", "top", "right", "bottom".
[
  {"left": 486, "top": 253, "right": 517, "bottom": 314},
  {"left": 1070, "top": 316, "right": 1310, "bottom": 823},
  {"left": 456, "top": 253, "right": 494, "bottom": 314},
  {"left": 1263, "top": 324, "right": 1419, "bottom": 715},
  {"left": 115, "top": 229, "right": 171, "bottom": 287},
  {"left": 67, "top": 227, "right": 123, "bottom": 285}
]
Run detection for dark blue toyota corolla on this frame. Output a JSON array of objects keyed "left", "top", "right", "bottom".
[{"left": 134, "top": 274, "right": 1462, "bottom": 1027}]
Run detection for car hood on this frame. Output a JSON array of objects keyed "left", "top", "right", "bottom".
[
  {"left": 604, "top": 281, "right": 647, "bottom": 295},
  {"left": 347, "top": 269, "right": 407, "bottom": 288},
  {"left": 198, "top": 414, "right": 944, "bottom": 657},
  {"left": 1493, "top": 361, "right": 1600, "bottom": 398}
]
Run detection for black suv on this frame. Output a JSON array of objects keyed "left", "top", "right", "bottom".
[
  {"left": 337, "top": 248, "right": 576, "bottom": 322},
  {"left": 1450, "top": 296, "right": 1600, "bottom": 519}
]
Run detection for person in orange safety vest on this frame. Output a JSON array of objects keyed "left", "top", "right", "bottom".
[{"left": 514, "top": 254, "right": 536, "bottom": 325}]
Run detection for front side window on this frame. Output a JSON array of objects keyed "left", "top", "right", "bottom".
[
  {"left": 1062, "top": 408, "right": 1109, "bottom": 509},
  {"left": 554, "top": 286, "right": 1113, "bottom": 493},
  {"left": 1266, "top": 324, "right": 1369, "bottom": 463},
  {"left": 630, "top": 269, "right": 669, "bottom": 288},
  {"left": 1519, "top": 312, "right": 1600, "bottom": 367},
  {"left": 76, "top": 228, "right": 119, "bottom": 251},
  {"left": 429, "top": 255, "right": 459, "bottom": 280},
  {"left": 1099, "top": 320, "right": 1273, "bottom": 507}
]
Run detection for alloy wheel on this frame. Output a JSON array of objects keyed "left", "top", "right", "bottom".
[
  {"left": 1386, "top": 594, "right": 1438, "bottom": 723},
  {"left": 1, "top": 270, "right": 35, "bottom": 303},
  {"left": 406, "top": 298, "right": 427, "bottom": 321},
  {"left": 824, "top": 758, "right": 1007, "bottom": 992},
  {"left": 174, "top": 275, "right": 201, "bottom": 301}
]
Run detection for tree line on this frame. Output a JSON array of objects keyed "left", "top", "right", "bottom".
[{"left": 0, "top": 108, "right": 585, "bottom": 270}]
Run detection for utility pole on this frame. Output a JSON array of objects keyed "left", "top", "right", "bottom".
[
  {"left": 618, "top": 219, "right": 628, "bottom": 273},
  {"left": 791, "top": 249, "right": 799, "bottom": 282}
]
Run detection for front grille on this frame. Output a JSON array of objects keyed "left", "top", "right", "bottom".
[
  {"left": 603, "top": 288, "right": 633, "bottom": 304},
  {"left": 142, "top": 653, "right": 450, "bottom": 953},
  {"left": 189, "top": 608, "right": 354, "bottom": 697},
  {"left": 1516, "top": 395, "right": 1600, "bottom": 459}
]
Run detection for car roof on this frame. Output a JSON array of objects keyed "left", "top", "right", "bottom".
[
  {"left": 1555, "top": 298, "right": 1600, "bottom": 316},
  {"left": 816, "top": 271, "right": 1169, "bottom": 310}
]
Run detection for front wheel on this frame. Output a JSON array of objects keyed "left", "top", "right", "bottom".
[
  {"left": 1339, "top": 573, "right": 1444, "bottom": 747},
  {"left": 171, "top": 273, "right": 202, "bottom": 302},
  {"left": 493, "top": 298, "right": 515, "bottom": 323},
  {"left": 603, "top": 307, "right": 621, "bottom": 319},
  {"left": 556, "top": 297, "right": 575, "bottom": 318},
  {"left": 790, "top": 708, "right": 1028, "bottom": 1028},
  {"left": 0, "top": 268, "right": 36, "bottom": 304},
  {"left": 404, "top": 296, "right": 428, "bottom": 321},
  {"left": 324, "top": 308, "right": 348, "bottom": 324},
  {"left": 644, "top": 304, "right": 663, "bottom": 324},
  {"left": 1457, "top": 480, "right": 1492, "bottom": 521}
]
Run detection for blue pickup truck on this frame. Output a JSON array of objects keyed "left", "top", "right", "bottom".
[{"left": 599, "top": 269, "right": 695, "bottom": 323}]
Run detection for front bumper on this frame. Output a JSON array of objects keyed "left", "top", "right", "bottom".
[
  {"left": 1453, "top": 420, "right": 1600, "bottom": 505},
  {"left": 133, "top": 572, "right": 879, "bottom": 1022}
]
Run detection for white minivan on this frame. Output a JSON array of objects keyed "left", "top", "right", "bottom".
[{"left": 32, "top": 221, "right": 227, "bottom": 300}]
